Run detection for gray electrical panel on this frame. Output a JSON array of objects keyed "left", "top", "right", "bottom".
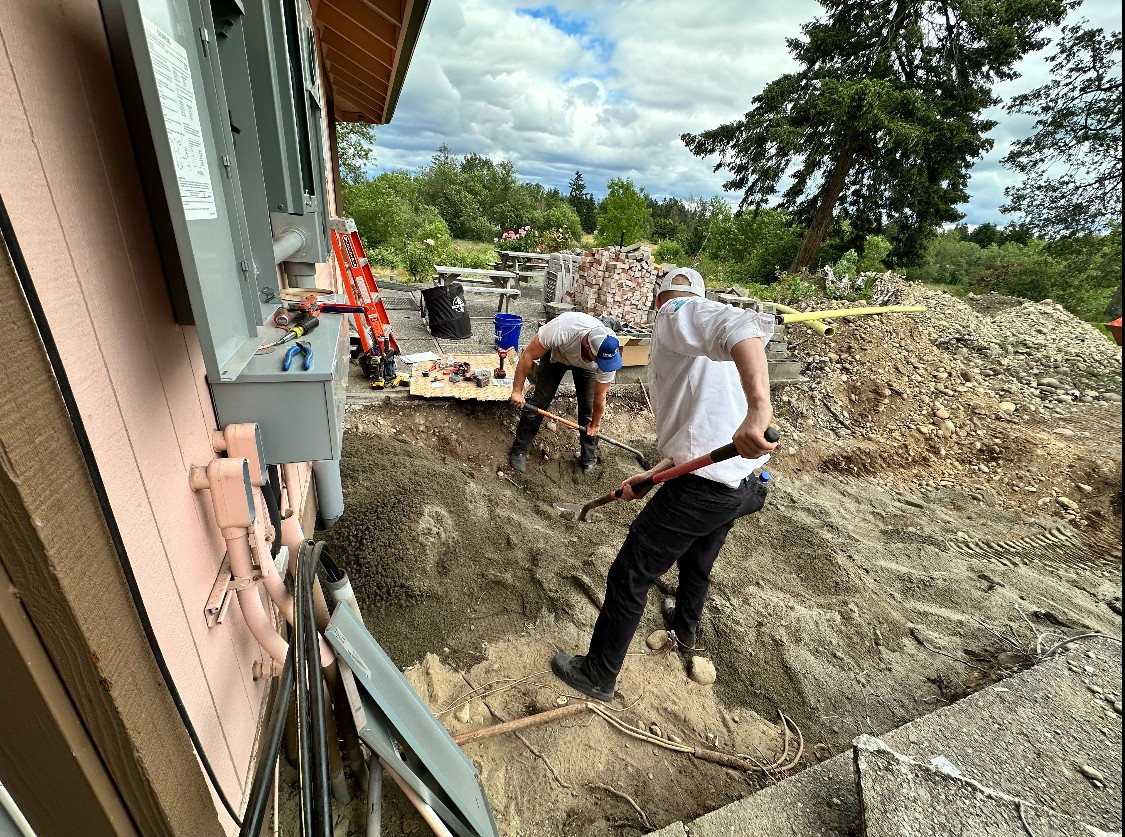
[
  {"left": 209, "top": 315, "right": 349, "bottom": 465},
  {"left": 104, "top": 0, "right": 349, "bottom": 467},
  {"left": 101, "top": 0, "right": 276, "bottom": 381}
]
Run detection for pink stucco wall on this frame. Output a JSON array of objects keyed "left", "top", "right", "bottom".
[{"left": 0, "top": 1, "right": 341, "bottom": 828}]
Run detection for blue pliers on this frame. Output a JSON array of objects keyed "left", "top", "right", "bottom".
[{"left": 282, "top": 340, "right": 313, "bottom": 372}]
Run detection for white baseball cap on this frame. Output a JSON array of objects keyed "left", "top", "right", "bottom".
[{"left": 657, "top": 267, "right": 706, "bottom": 300}]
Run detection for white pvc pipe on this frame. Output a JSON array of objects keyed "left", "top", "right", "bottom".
[{"left": 381, "top": 759, "right": 453, "bottom": 837}]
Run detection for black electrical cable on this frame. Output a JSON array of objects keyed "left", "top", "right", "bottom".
[
  {"left": 238, "top": 641, "right": 294, "bottom": 837},
  {"left": 0, "top": 198, "right": 244, "bottom": 827},
  {"left": 306, "top": 542, "right": 333, "bottom": 836},
  {"left": 262, "top": 472, "right": 283, "bottom": 559},
  {"left": 317, "top": 547, "right": 345, "bottom": 584},
  {"left": 294, "top": 541, "right": 316, "bottom": 834}
]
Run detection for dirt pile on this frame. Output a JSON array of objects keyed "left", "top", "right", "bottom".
[{"left": 774, "top": 275, "right": 1122, "bottom": 545}]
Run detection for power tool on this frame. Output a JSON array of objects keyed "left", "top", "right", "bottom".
[{"left": 371, "top": 335, "right": 408, "bottom": 390}]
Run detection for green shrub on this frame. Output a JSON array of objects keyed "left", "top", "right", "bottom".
[
  {"left": 704, "top": 208, "right": 802, "bottom": 282},
  {"left": 445, "top": 245, "right": 497, "bottom": 270},
  {"left": 532, "top": 204, "right": 583, "bottom": 246},
  {"left": 654, "top": 240, "right": 687, "bottom": 263},
  {"left": 771, "top": 274, "right": 818, "bottom": 304},
  {"left": 344, "top": 177, "right": 416, "bottom": 249},
  {"left": 834, "top": 249, "right": 860, "bottom": 278},
  {"left": 858, "top": 235, "right": 893, "bottom": 272},
  {"left": 366, "top": 246, "right": 403, "bottom": 270}
]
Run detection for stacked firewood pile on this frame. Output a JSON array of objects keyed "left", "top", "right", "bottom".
[{"left": 574, "top": 245, "right": 661, "bottom": 326}]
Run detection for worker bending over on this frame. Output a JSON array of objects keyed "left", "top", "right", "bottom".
[
  {"left": 551, "top": 268, "right": 777, "bottom": 701},
  {"left": 508, "top": 312, "right": 623, "bottom": 474}
]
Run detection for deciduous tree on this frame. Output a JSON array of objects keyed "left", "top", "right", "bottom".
[
  {"left": 336, "top": 122, "right": 375, "bottom": 183},
  {"left": 595, "top": 179, "right": 652, "bottom": 246}
]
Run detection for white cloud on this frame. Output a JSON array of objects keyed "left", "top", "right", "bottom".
[{"left": 371, "top": 0, "right": 1122, "bottom": 225}]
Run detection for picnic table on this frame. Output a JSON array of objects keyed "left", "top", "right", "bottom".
[
  {"left": 497, "top": 251, "right": 549, "bottom": 281},
  {"left": 433, "top": 266, "right": 520, "bottom": 313}
]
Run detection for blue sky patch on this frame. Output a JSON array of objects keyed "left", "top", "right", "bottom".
[{"left": 516, "top": 5, "right": 615, "bottom": 62}]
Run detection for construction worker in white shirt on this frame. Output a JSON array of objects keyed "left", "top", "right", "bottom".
[
  {"left": 509, "top": 312, "right": 623, "bottom": 475},
  {"left": 551, "top": 267, "right": 778, "bottom": 701}
]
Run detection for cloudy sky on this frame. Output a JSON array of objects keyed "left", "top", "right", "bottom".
[{"left": 370, "top": 0, "right": 1121, "bottom": 226}]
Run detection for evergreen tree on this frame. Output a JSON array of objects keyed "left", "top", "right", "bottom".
[
  {"left": 1002, "top": 23, "right": 1122, "bottom": 235},
  {"left": 567, "top": 170, "right": 597, "bottom": 234},
  {"left": 682, "top": 0, "right": 1067, "bottom": 270}
]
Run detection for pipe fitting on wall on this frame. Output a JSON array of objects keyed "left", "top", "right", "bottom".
[
  {"left": 211, "top": 423, "right": 267, "bottom": 487},
  {"left": 188, "top": 459, "right": 255, "bottom": 531}
]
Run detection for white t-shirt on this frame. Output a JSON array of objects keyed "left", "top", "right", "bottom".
[
  {"left": 537, "top": 312, "right": 617, "bottom": 384},
  {"left": 649, "top": 298, "right": 776, "bottom": 488}
]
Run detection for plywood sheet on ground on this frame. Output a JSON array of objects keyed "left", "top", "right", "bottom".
[{"left": 409, "top": 353, "right": 519, "bottom": 400}]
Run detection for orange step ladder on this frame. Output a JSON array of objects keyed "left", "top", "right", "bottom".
[{"left": 329, "top": 217, "right": 398, "bottom": 353}]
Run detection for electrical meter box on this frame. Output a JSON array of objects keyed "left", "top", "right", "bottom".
[{"left": 210, "top": 316, "right": 349, "bottom": 465}]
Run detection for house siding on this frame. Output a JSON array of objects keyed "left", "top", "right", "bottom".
[{"left": 0, "top": 0, "right": 341, "bottom": 827}]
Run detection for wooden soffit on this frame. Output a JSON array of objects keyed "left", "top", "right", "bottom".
[{"left": 313, "top": 0, "right": 429, "bottom": 124}]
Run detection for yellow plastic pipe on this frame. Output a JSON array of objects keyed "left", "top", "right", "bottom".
[
  {"left": 772, "top": 302, "right": 832, "bottom": 337},
  {"left": 773, "top": 304, "right": 927, "bottom": 337}
]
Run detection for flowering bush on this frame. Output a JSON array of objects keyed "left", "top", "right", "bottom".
[
  {"left": 494, "top": 223, "right": 577, "bottom": 254},
  {"left": 495, "top": 225, "right": 534, "bottom": 249}
]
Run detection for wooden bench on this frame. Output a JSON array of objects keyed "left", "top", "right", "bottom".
[
  {"left": 433, "top": 266, "right": 521, "bottom": 313},
  {"left": 460, "top": 285, "right": 521, "bottom": 313}
]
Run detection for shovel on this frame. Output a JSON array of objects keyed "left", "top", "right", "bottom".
[
  {"left": 523, "top": 406, "right": 649, "bottom": 468},
  {"left": 554, "top": 427, "right": 780, "bottom": 522}
]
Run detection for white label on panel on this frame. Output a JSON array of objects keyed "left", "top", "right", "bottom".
[{"left": 143, "top": 17, "right": 218, "bottom": 220}]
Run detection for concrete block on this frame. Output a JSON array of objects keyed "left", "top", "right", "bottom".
[
  {"left": 855, "top": 735, "right": 1114, "bottom": 837},
  {"left": 650, "top": 823, "right": 688, "bottom": 837},
  {"left": 685, "top": 758, "right": 859, "bottom": 837},
  {"left": 880, "top": 639, "right": 1122, "bottom": 832}
]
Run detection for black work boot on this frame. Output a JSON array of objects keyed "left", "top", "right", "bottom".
[
  {"left": 551, "top": 653, "right": 614, "bottom": 702},
  {"left": 509, "top": 449, "right": 527, "bottom": 473},
  {"left": 662, "top": 598, "right": 702, "bottom": 656}
]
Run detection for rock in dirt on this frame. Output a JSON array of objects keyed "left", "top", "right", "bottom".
[
  {"left": 647, "top": 630, "right": 672, "bottom": 650},
  {"left": 691, "top": 657, "right": 718, "bottom": 686},
  {"left": 1057, "top": 496, "right": 1079, "bottom": 512},
  {"left": 1078, "top": 764, "right": 1105, "bottom": 784}
]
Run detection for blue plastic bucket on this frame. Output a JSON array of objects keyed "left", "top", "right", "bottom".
[{"left": 494, "top": 313, "right": 523, "bottom": 350}]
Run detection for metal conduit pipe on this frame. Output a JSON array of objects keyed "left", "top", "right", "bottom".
[
  {"left": 228, "top": 536, "right": 290, "bottom": 668},
  {"left": 366, "top": 757, "right": 383, "bottom": 837},
  {"left": 273, "top": 227, "right": 307, "bottom": 265}
]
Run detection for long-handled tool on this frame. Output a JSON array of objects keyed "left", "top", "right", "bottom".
[
  {"left": 554, "top": 427, "right": 780, "bottom": 522},
  {"left": 523, "top": 406, "right": 649, "bottom": 468}
]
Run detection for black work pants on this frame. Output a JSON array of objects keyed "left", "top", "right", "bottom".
[
  {"left": 582, "top": 473, "right": 767, "bottom": 688},
  {"left": 512, "top": 357, "right": 598, "bottom": 465}
]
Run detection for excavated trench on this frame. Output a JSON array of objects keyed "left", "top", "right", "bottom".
[{"left": 302, "top": 395, "right": 1121, "bottom": 836}]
